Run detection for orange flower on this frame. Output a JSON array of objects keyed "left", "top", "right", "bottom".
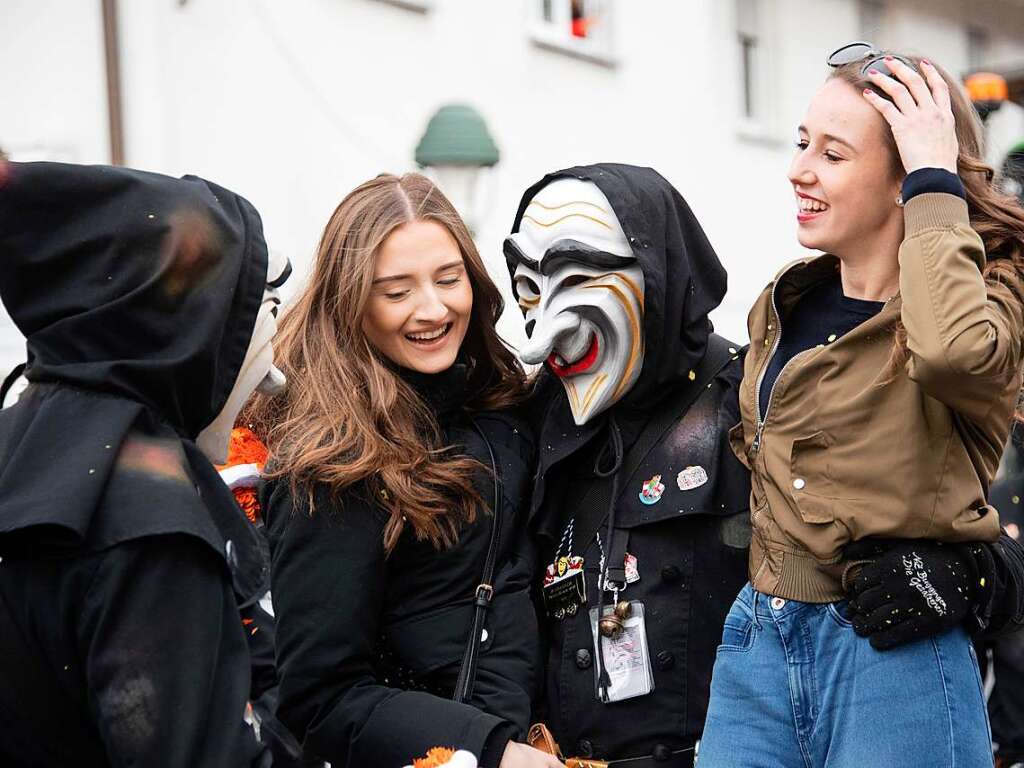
[{"left": 413, "top": 747, "right": 457, "bottom": 768}]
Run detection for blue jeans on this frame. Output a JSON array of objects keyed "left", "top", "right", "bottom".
[{"left": 697, "top": 583, "right": 992, "bottom": 768}]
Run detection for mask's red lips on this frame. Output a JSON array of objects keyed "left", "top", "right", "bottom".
[{"left": 548, "top": 334, "right": 599, "bottom": 378}]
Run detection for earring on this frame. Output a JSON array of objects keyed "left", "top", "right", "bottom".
[{"left": 895, "top": 194, "right": 904, "bottom": 207}]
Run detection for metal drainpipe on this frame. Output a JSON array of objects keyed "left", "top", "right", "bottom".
[{"left": 101, "top": 0, "right": 125, "bottom": 165}]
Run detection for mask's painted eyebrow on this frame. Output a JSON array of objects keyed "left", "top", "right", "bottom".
[
  {"left": 798, "top": 125, "right": 857, "bottom": 153},
  {"left": 539, "top": 239, "right": 636, "bottom": 276},
  {"left": 504, "top": 237, "right": 539, "bottom": 270}
]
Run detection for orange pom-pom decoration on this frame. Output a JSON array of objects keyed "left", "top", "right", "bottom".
[
  {"left": 413, "top": 747, "right": 457, "bottom": 768},
  {"left": 223, "top": 427, "right": 269, "bottom": 468},
  {"left": 217, "top": 427, "right": 269, "bottom": 525}
]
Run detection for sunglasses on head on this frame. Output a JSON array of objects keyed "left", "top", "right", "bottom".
[{"left": 827, "top": 42, "right": 917, "bottom": 79}]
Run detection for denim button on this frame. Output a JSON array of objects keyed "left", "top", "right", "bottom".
[
  {"left": 577, "top": 738, "right": 593, "bottom": 758},
  {"left": 656, "top": 651, "right": 675, "bottom": 670},
  {"left": 771, "top": 596, "right": 787, "bottom": 610},
  {"left": 652, "top": 743, "right": 672, "bottom": 761},
  {"left": 575, "top": 648, "right": 592, "bottom": 669}
]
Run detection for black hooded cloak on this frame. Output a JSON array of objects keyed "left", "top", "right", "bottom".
[
  {"left": 0, "top": 162, "right": 268, "bottom": 767},
  {"left": 512, "top": 164, "right": 751, "bottom": 761}
]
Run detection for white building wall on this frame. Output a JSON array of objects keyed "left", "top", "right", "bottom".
[{"left": 2, "top": 0, "right": 1024, "bottom": 377}]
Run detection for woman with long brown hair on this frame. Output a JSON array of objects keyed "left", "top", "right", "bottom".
[
  {"left": 696, "top": 48, "right": 1024, "bottom": 765},
  {"left": 249, "top": 174, "right": 561, "bottom": 768}
]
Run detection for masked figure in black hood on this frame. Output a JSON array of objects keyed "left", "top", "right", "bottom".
[
  {"left": 0, "top": 161, "right": 288, "bottom": 767},
  {"left": 504, "top": 164, "right": 751, "bottom": 765}
]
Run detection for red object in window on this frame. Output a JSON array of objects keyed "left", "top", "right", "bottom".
[{"left": 571, "top": 16, "right": 588, "bottom": 37}]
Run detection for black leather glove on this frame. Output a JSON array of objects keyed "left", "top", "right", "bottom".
[{"left": 843, "top": 539, "right": 981, "bottom": 650}]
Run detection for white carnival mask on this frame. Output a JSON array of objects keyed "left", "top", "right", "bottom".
[
  {"left": 506, "top": 178, "right": 645, "bottom": 425},
  {"left": 196, "top": 249, "right": 289, "bottom": 463}
]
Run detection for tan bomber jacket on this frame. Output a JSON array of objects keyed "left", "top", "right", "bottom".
[{"left": 731, "top": 192, "right": 1024, "bottom": 602}]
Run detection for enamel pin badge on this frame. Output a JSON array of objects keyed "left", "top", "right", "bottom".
[
  {"left": 676, "top": 465, "right": 709, "bottom": 491},
  {"left": 639, "top": 474, "right": 665, "bottom": 505}
]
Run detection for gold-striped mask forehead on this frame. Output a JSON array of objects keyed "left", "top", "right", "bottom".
[{"left": 513, "top": 178, "right": 633, "bottom": 266}]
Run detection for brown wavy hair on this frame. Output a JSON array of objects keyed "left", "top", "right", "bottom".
[
  {"left": 829, "top": 55, "right": 1024, "bottom": 375},
  {"left": 245, "top": 173, "right": 527, "bottom": 552}
]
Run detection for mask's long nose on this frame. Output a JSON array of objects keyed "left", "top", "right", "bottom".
[{"left": 519, "top": 312, "right": 581, "bottom": 365}]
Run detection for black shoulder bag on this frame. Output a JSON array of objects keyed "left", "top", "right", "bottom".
[{"left": 452, "top": 418, "right": 501, "bottom": 704}]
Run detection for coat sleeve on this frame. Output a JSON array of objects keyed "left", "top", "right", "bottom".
[
  {"left": 265, "top": 483, "right": 514, "bottom": 768},
  {"left": 899, "top": 192, "right": 1024, "bottom": 423},
  {"left": 77, "top": 534, "right": 259, "bottom": 768}
]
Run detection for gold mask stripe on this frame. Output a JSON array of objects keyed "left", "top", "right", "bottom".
[
  {"left": 581, "top": 373, "right": 608, "bottom": 415},
  {"left": 566, "top": 379, "right": 581, "bottom": 413},
  {"left": 588, "top": 271, "right": 644, "bottom": 311},
  {"left": 518, "top": 296, "right": 540, "bottom": 309},
  {"left": 527, "top": 199, "right": 608, "bottom": 214},
  {"left": 520, "top": 213, "right": 612, "bottom": 231},
  {"left": 581, "top": 279, "right": 643, "bottom": 401}
]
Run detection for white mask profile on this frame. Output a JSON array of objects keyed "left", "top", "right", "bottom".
[
  {"left": 506, "top": 179, "right": 645, "bottom": 425},
  {"left": 197, "top": 249, "right": 289, "bottom": 463}
]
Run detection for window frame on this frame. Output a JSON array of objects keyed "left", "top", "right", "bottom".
[{"left": 528, "top": 0, "right": 618, "bottom": 68}]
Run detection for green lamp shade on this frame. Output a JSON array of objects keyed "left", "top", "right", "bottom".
[{"left": 415, "top": 104, "right": 499, "bottom": 167}]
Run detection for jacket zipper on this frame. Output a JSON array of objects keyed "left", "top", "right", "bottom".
[
  {"left": 751, "top": 270, "right": 818, "bottom": 455},
  {"left": 750, "top": 261, "right": 900, "bottom": 457},
  {"left": 752, "top": 279, "right": 782, "bottom": 455}
]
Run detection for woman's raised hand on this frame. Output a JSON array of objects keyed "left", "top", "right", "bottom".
[
  {"left": 862, "top": 57, "right": 959, "bottom": 175},
  {"left": 499, "top": 741, "right": 566, "bottom": 768}
]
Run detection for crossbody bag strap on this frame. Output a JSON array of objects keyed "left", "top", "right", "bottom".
[
  {"left": 452, "top": 418, "right": 501, "bottom": 704},
  {"left": 568, "top": 334, "right": 738, "bottom": 555}
]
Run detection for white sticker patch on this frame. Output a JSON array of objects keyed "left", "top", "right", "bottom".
[
  {"left": 676, "top": 466, "right": 709, "bottom": 491},
  {"left": 259, "top": 590, "right": 275, "bottom": 618}
]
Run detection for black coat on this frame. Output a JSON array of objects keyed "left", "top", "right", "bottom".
[
  {"left": 0, "top": 162, "right": 269, "bottom": 766},
  {"left": 265, "top": 372, "right": 539, "bottom": 768},
  {"left": 984, "top": 467, "right": 1024, "bottom": 764},
  {"left": 510, "top": 164, "right": 751, "bottom": 762},
  {"left": 530, "top": 364, "right": 749, "bottom": 761}
]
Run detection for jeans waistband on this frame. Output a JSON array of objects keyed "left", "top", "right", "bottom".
[{"left": 740, "top": 582, "right": 835, "bottom": 622}]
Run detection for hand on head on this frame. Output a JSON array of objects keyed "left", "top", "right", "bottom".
[{"left": 861, "top": 57, "right": 959, "bottom": 174}]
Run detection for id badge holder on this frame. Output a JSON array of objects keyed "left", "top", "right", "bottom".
[{"left": 589, "top": 600, "right": 654, "bottom": 703}]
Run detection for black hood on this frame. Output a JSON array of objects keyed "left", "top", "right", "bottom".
[
  {"left": 510, "top": 163, "right": 727, "bottom": 407},
  {"left": 0, "top": 162, "right": 268, "bottom": 598},
  {"left": 0, "top": 161, "right": 266, "bottom": 437}
]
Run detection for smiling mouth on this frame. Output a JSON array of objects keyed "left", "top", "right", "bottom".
[
  {"left": 548, "top": 333, "right": 599, "bottom": 378},
  {"left": 797, "top": 196, "right": 830, "bottom": 218},
  {"left": 406, "top": 323, "right": 452, "bottom": 346}
]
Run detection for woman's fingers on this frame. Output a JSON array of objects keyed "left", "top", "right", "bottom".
[
  {"left": 865, "top": 68, "right": 916, "bottom": 115},
  {"left": 862, "top": 87, "right": 902, "bottom": 127},
  {"left": 920, "top": 58, "right": 953, "bottom": 113},
  {"left": 885, "top": 57, "right": 934, "bottom": 109}
]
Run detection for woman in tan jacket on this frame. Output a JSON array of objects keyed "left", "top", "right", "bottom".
[{"left": 697, "top": 47, "right": 1024, "bottom": 766}]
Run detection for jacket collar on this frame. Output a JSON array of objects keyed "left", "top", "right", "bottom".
[{"left": 770, "top": 253, "right": 901, "bottom": 327}]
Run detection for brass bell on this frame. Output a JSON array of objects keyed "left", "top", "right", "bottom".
[{"left": 598, "top": 601, "right": 632, "bottom": 638}]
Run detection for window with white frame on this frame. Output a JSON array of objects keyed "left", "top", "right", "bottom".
[
  {"left": 858, "top": 0, "right": 886, "bottom": 43},
  {"left": 735, "top": 0, "right": 781, "bottom": 143},
  {"left": 737, "top": 0, "right": 762, "bottom": 122},
  {"left": 530, "top": 0, "right": 615, "bottom": 66},
  {"left": 967, "top": 25, "right": 990, "bottom": 70}
]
